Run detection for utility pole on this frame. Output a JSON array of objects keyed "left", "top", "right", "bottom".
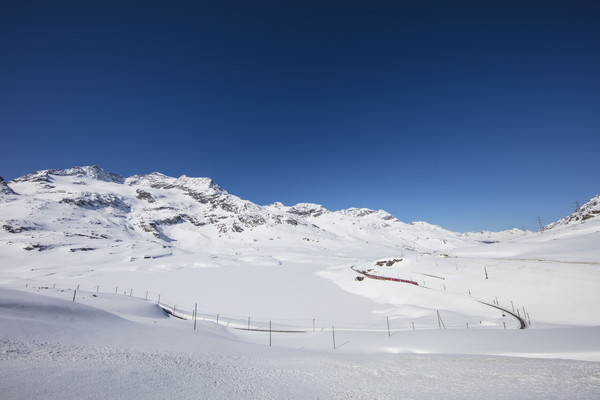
[{"left": 437, "top": 310, "right": 446, "bottom": 330}]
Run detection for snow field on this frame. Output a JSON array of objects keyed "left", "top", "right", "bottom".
[
  {"left": 2, "top": 168, "right": 600, "bottom": 397},
  {"left": 6, "top": 283, "right": 600, "bottom": 361},
  {"left": 2, "top": 287, "right": 600, "bottom": 400}
]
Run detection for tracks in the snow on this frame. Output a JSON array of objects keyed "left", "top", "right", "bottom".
[{"left": 351, "top": 265, "right": 527, "bottom": 329}]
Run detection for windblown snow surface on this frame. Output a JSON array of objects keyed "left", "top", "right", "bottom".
[{"left": 1, "top": 167, "right": 600, "bottom": 398}]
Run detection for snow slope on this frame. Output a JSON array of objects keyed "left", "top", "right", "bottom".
[
  {"left": 2, "top": 287, "right": 600, "bottom": 399},
  {"left": 1, "top": 166, "right": 599, "bottom": 398}
]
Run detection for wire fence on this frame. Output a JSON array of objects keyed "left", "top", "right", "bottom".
[{"left": 20, "top": 279, "right": 529, "bottom": 339}]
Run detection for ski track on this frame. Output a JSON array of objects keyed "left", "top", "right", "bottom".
[{"left": 2, "top": 339, "right": 600, "bottom": 400}]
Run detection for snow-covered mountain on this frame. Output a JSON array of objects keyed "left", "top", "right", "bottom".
[
  {"left": 2, "top": 164, "right": 600, "bottom": 395},
  {"left": 0, "top": 165, "right": 490, "bottom": 260},
  {"left": 544, "top": 194, "right": 600, "bottom": 231},
  {"left": 1, "top": 165, "right": 599, "bottom": 331}
]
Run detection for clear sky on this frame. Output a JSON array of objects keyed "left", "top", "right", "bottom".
[{"left": 1, "top": 1, "right": 599, "bottom": 232}]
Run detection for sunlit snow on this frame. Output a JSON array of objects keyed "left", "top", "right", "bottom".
[{"left": 1, "top": 166, "right": 599, "bottom": 398}]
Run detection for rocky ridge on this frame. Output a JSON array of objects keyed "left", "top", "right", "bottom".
[
  {"left": 0, "top": 166, "right": 568, "bottom": 258},
  {"left": 545, "top": 195, "right": 600, "bottom": 230},
  {"left": 0, "top": 166, "right": 439, "bottom": 256}
]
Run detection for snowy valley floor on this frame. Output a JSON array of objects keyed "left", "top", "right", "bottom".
[{"left": 1, "top": 287, "right": 600, "bottom": 399}]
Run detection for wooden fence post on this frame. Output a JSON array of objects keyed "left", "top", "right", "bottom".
[{"left": 332, "top": 326, "right": 336, "bottom": 350}]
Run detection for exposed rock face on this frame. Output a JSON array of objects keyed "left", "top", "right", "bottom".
[
  {"left": 0, "top": 181, "right": 16, "bottom": 195},
  {"left": 288, "top": 203, "right": 329, "bottom": 218},
  {"left": 3, "top": 221, "right": 39, "bottom": 233},
  {"left": 60, "top": 193, "right": 131, "bottom": 212},
  {"left": 135, "top": 189, "right": 156, "bottom": 203}
]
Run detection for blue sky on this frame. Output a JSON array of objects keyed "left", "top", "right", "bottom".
[{"left": 1, "top": 1, "right": 599, "bottom": 232}]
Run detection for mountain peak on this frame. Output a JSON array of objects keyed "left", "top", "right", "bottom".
[
  {"left": 173, "top": 175, "right": 223, "bottom": 194},
  {"left": 13, "top": 165, "right": 124, "bottom": 184},
  {"left": 336, "top": 208, "right": 397, "bottom": 221},
  {"left": 288, "top": 203, "right": 329, "bottom": 218},
  {"left": 268, "top": 201, "right": 285, "bottom": 209}
]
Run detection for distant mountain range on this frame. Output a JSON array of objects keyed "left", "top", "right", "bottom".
[{"left": 0, "top": 166, "right": 596, "bottom": 260}]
